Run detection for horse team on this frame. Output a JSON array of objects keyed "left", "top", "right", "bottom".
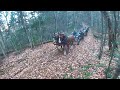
[{"left": 52, "top": 26, "right": 89, "bottom": 55}]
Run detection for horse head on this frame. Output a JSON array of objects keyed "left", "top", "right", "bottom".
[
  {"left": 58, "top": 32, "right": 66, "bottom": 44},
  {"left": 53, "top": 32, "right": 59, "bottom": 44}
]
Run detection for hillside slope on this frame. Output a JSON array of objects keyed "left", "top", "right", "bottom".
[{"left": 0, "top": 30, "right": 116, "bottom": 79}]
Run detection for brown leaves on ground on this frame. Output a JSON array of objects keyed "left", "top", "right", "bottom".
[{"left": 0, "top": 30, "right": 116, "bottom": 79}]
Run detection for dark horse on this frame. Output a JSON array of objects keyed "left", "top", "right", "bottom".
[
  {"left": 77, "top": 30, "right": 84, "bottom": 44},
  {"left": 72, "top": 30, "right": 84, "bottom": 45},
  {"left": 53, "top": 32, "right": 75, "bottom": 55},
  {"left": 82, "top": 26, "right": 89, "bottom": 36},
  {"left": 53, "top": 32, "right": 63, "bottom": 48}
]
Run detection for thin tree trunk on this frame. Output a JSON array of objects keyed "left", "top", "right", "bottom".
[
  {"left": 19, "top": 11, "right": 33, "bottom": 48},
  {"left": 74, "top": 11, "right": 76, "bottom": 30},
  {"left": 10, "top": 37, "right": 18, "bottom": 52},
  {"left": 103, "top": 17, "right": 108, "bottom": 46},
  {"left": 91, "top": 11, "right": 93, "bottom": 27},
  {"left": 101, "top": 11, "right": 113, "bottom": 51},
  {"left": 0, "top": 42, "right": 6, "bottom": 57},
  {"left": 117, "top": 11, "right": 120, "bottom": 37},
  {"left": 98, "top": 13, "right": 104, "bottom": 59},
  {"left": 13, "top": 31, "right": 22, "bottom": 50},
  {"left": 105, "top": 44, "right": 114, "bottom": 79},
  {"left": 54, "top": 11, "right": 58, "bottom": 32},
  {"left": 0, "top": 31, "right": 6, "bottom": 52},
  {"left": 3, "top": 12, "right": 19, "bottom": 52},
  {"left": 38, "top": 12, "right": 43, "bottom": 44},
  {"left": 0, "top": 34, "right": 6, "bottom": 57},
  {"left": 118, "top": 11, "right": 119, "bottom": 20},
  {"left": 113, "top": 11, "right": 118, "bottom": 48},
  {"left": 66, "top": 11, "right": 68, "bottom": 33}
]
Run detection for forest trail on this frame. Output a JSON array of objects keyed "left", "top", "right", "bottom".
[{"left": 0, "top": 29, "right": 116, "bottom": 79}]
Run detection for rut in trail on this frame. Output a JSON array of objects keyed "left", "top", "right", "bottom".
[{"left": 0, "top": 30, "right": 116, "bottom": 79}]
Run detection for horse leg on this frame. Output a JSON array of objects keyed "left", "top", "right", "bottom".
[
  {"left": 75, "top": 37, "right": 78, "bottom": 45},
  {"left": 59, "top": 45, "right": 63, "bottom": 51},
  {"left": 71, "top": 41, "right": 75, "bottom": 49},
  {"left": 77, "top": 37, "right": 80, "bottom": 45},
  {"left": 67, "top": 44, "right": 69, "bottom": 53},
  {"left": 63, "top": 45, "right": 67, "bottom": 55},
  {"left": 56, "top": 45, "right": 58, "bottom": 49},
  {"left": 72, "top": 40, "right": 75, "bottom": 48},
  {"left": 61, "top": 45, "right": 64, "bottom": 51},
  {"left": 70, "top": 42, "right": 74, "bottom": 49}
]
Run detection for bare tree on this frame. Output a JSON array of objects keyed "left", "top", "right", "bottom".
[
  {"left": 113, "top": 11, "right": 118, "bottom": 48},
  {"left": 98, "top": 13, "right": 104, "bottom": 59},
  {"left": 3, "top": 11, "right": 18, "bottom": 52},
  {"left": 17, "top": 11, "right": 33, "bottom": 48},
  {"left": 101, "top": 11, "right": 113, "bottom": 51},
  {"left": 0, "top": 29, "right": 6, "bottom": 57},
  {"left": 54, "top": 11, "right": 58, "bottom": 32}
]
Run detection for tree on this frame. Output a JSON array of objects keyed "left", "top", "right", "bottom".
[
  {"left": 3, "top": 11, "right": 18, "bottom": 53},
  {"left": 17, "top": 11, "right": 33, "bottom": 48},
  {"left": 101, "top": 11, "right": 113, "bottom": 51},
  {"left": 0, "top": 29, "right": 6, "bottom": 57},
  {"left": 9, "top": 11, "right": 22, "bottom": 50},
  {"left": 54, "top": 11, "right": 58, "bottom": 32},
  {"left": 98, "top": 13, "right": 104, "bottom": 60},
  {"left": 113, "top": 11, "right": 118, "bottom": 48},
  {"left": 0, "top": 12, "right": 6, "bottom": 57}
]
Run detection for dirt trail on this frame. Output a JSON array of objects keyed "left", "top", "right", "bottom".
[{"left": 0, "top": 30, "right": 116, "bottom": 79}]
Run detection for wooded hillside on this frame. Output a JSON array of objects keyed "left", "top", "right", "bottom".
[{"left": 0, "top": 11, "right": 120, "bottom": 79}]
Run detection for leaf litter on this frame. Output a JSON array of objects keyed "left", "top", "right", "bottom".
[{"left": 0, "top": 30, "right": 117, "bottom": 79}]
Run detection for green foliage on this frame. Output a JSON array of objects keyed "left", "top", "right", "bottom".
[
  {"left": 104, "top": 67, "right": 113, "bottom": 79},
  {"left": 82, "top": 65, "right": 92, "bottom": 71},
  {"left": 83, "top": 71, "right": 93, "bottom": 79},
  {"left": 63, "top": 66, "right": 75, "bottom": 79},
  {"left": 95, "top": 63, "right": 105, "bottom": 67},
  {"left": 63, "top": 73, "right": 74, "bottom": 79},
  {"left": 76, "top": 75, "right": 81, "bottom": 79},
  {"left": 69, "top": 65, "right": 74, "bottom": 72},
  {"left": 63, "top": 73, "right": 68, "bottom": 79},
  {"left": 113, "top": 49, "right": 120, "bottom": 59}
]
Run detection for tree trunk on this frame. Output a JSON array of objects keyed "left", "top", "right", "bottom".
[
  {"left": 18, "top": 11, "right": 33, "bottom": 48},
  {"left": 66, "top": 11, "right": 68, "bottom": 33},
  {"left": 37, "top": 12, "right": 43, "bottom": 44},
  {"left": 0, "top": 28, "right": 6, "bottom": 57},
  {"left": 10, "top": 37, "right": 18, "bottom": 52},
  {"left": 0, "top": 31, "right": 6, "bottom": 52},
  {"left": 13, "top": 31, "right": 22, "bottom": 50},
  {"left": 54, "top": 11, "right": 58, "bottom": 32},
  {"left": 101, "top": 11, "right": 113, "bottom": 51},
  {"left": 101, "top": 11, "right": 115, "bottom": 79},
  {"left": 98, "top": 13, "right": 104, "bottom": 59},
  {"left": 103, "top": 17, "right": 108, "bottom": 46},
  {"left": 113, "top": 11, "right": 118, "bottom": 48},
  {"left": 105, "top": 44, "right": 115, "bottom": 79},
  {"left": 0, "top": 42, "right": 6, "bottom": 57},
  {"left": 74, "top": 11, "right": 76, "bottom": 30},
  {"left": 91, "top": 11, "right": 93, "bottom": 27},
  {"left": 0, "top": 32, "right": 6, "bottom": 57}
]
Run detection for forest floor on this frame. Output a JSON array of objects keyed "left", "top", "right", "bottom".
[{"left": 0, "top": 30, "right": 117, "bottom": 79}]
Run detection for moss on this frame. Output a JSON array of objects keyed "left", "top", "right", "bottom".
[{"left": 83, "top": 71, "right": 93, "bottom": 79}]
